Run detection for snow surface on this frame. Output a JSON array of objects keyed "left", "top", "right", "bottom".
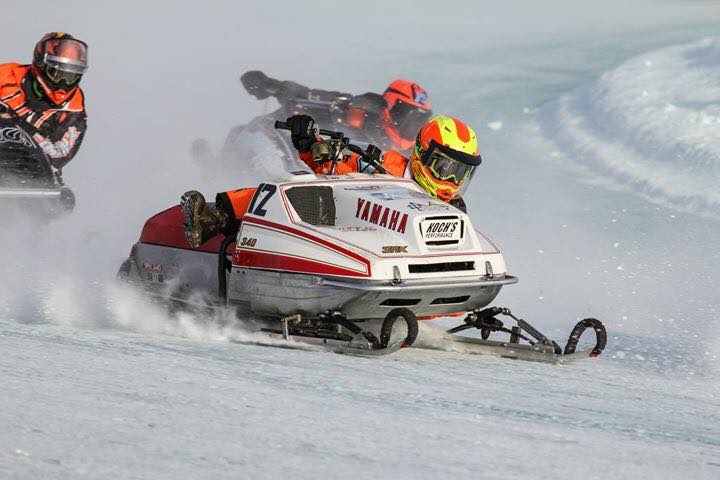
[
  {"left": 2, "top": 1, "right": 720, "bottom": 479},
  {"left": 539, "top": 36, "right": 720, "bottom": 217}
]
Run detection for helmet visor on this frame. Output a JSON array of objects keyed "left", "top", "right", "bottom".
[
  {"left": 42, "top": 38, "right": 88, "bottom": 75},
  {"left": 390, "top": 100, "right": 433, "bottom": 139},
  {"left": 420, "top": 140, "right": 481, "bottom": 196}
]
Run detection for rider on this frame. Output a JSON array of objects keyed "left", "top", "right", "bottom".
[
  {"left": 0, "top": 32, "right": 88, "bottom": 171},
  {"left": 181, "top": 114, "right": 481, "bottom": 248},
  {"left": 241, "top": 70, "right": 432, "bottom": 153},
  {"left": 288, "top": 113, "right": 479, "bottom": 211}
]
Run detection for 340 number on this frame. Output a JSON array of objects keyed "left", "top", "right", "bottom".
[{"left": 240, "top": 237, "right": 257, "bottom": 247}]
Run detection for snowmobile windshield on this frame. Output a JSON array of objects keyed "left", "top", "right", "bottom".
[
  {"left": 42, "top": 38, "right": 88, "bottom": 75},
  {"left": 390, "top": 99, "right": 433, "bottom": 139},
  {"left": 420, "top": 140, "right": 481, "bottom": 195},
  {"left": 0, "top": 127, "right": 50, "bottom": 182}
]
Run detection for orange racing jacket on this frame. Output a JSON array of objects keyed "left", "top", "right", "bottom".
[
  {"left": 298, "top": 148, "right": 410, "bottom": 177},
  {"left": 0, "top": 63, "right": 87, "bottom": 170}
]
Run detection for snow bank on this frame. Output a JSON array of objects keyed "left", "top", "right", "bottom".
[{"left": 538, "top": 36, "right": 720, "bottom": 217}]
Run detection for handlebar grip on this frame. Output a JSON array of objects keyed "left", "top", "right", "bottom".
[
  {"left": 274, "top": 120, "right": 290, "bottom": 130},
  {"left": 318, "top": 128, "right": 345, "bottom": 140},
  {"left": 347, "top": 144, "right": 364, "bottom": 156}
]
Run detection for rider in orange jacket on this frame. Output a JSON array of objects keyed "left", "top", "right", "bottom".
[
  {"left": 241, "top": 71, "right": 432, "bottom": 153},
  {"left": 287, "top": 114, "right": 479, "bottom": 210},
  {"left": 180, "top": 114, "right": 481, "bottom": 248},
  {"left": 0, "top": 32, "right": 88, "bottom": 171}
]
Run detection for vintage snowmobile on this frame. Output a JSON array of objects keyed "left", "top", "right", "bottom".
[
  {"left": 121, "top": 123, "right": 606, "bottom": 363},
  {"left": 0, "top": 117, "right": 75, "bottom": 213},
  {"left": 192, "top": 71, "right": 400, "bottom": 181}
]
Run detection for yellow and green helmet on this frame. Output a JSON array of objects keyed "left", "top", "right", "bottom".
[{"left": 410, "top": 115, "right": 481, "bottom": 202}]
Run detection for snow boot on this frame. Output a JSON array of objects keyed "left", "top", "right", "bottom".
[{"left": 180, "top": 190, "right": 228, "bottom": 248}]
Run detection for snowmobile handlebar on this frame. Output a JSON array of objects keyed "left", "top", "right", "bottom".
[
  {"left": 274, "top": 120, "right": 388, "bottom": 175},
  {"left": 274, "top": 120, "right": 344, "bottom": 140}
]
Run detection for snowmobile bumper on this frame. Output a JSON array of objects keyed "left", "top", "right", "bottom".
[
  {"left": 0, "top": 186, "right": 75, "bottom": 212},
  {"left": 232, "top": 271, "right": 518, "bottom": 321},
  {"left": 317, "top": 275, "right": 518, "bottom": 291}
]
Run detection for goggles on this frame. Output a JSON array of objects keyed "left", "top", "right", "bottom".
[
  {"left": 419, "top": 139, "right": 481, "bottom": 186},
  {"left": 44, "top": 65, "right": 82, "bottom": 86}
]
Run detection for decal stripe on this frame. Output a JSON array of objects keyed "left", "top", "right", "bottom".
[
  {"left": 236, "top": 247, "right": 366, "bottom": 273},
  {"left": 237, "top": 217, "right": 371, "bottom": 276},
  {"left": 242, "top": 217, "right": 370, "bottom": 266},
  {"left": 233, "top": 250, "right": 369, "bottom": 278}
]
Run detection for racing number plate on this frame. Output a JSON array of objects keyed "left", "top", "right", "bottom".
[{"left": 420, "top": 217, "right": 462, "bottom": 242}]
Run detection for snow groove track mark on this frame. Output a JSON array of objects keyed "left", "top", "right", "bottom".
[{"left": 538, "top": 36, "right": 720, "bottom": 218}]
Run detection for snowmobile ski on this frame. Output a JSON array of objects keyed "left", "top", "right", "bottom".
[{"left": 429, "top": 307, "right": 607, "bottom": 364}]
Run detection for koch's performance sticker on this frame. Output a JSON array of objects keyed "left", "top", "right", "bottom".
[{"left": 420, "top": 218, "right": 462, "bottom": 241}]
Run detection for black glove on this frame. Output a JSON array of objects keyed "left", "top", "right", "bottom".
[
  {"left": 241, "top": 70, "right": 310, "bottom": 103},
  {"left": 286, "top": 114, "right": 317, "bottom": 152},
  {"left": 357, "top": 144, "right": 383, "bottom": 173},
  {"left": 241, "top": 70, "right": 279, "bottom": 100}
]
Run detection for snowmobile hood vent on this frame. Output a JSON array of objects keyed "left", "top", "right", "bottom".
[
  {"left": 408, "top": 261, "right": 474, "bottom": 274},
  {"left": 285, "top": 186, "right": 336, "bottom": 226}
]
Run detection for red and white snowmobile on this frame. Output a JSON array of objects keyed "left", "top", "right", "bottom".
[{"left": 120, "top": 123, "right": 606, "bottom": 363}]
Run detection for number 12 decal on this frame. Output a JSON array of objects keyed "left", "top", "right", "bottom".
[{"left": 248, "top": 183, "right": 277, "bottom": 217}]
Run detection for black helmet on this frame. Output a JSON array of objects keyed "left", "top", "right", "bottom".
[{"left": 32, "top": 32, "right": 88, "bottom": 105}]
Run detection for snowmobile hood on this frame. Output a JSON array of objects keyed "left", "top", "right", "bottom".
[{"left": 233, "top": 175, "right": 508, "bottom": 282}]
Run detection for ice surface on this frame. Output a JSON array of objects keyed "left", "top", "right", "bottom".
[{"left": 2, "top": 1, "right": 720, "bottom": 479}]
